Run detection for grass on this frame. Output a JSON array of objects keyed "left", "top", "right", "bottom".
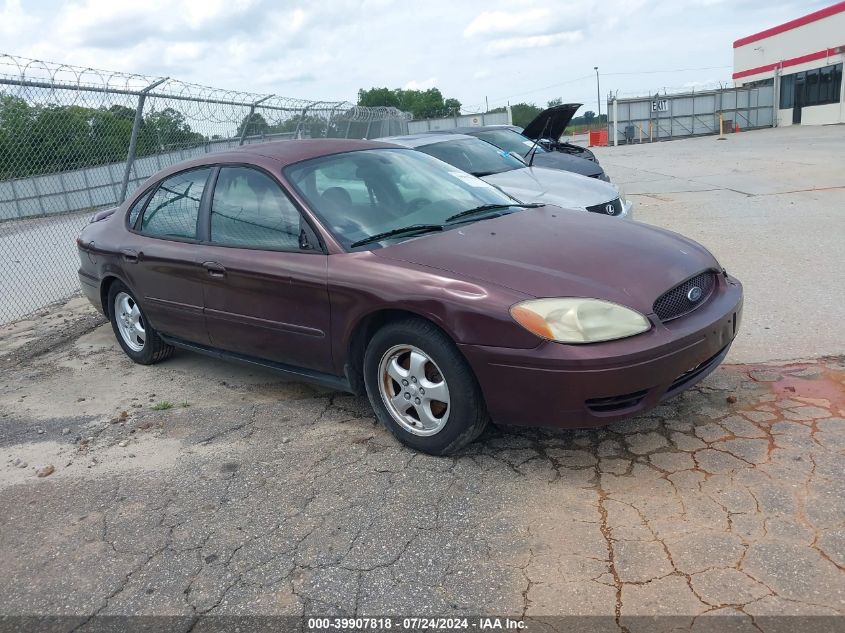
[{"left": 151, "top": 401, "right": 174, "bottom": 411}]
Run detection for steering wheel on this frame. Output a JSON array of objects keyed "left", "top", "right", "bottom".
[{"left": 406, "top": 197, "right": 431, "bottom": 213}]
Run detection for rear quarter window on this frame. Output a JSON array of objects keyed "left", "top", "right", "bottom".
[{"left": 126, "top": 190, "right": 153, "bottom": 229}]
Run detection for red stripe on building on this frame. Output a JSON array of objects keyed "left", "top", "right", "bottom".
[
  {"left": 733, "top": 1, "right": 845, "bottom": 48},
  {"left": 733, "top": 47, "right": 841, "bottom": 80}
]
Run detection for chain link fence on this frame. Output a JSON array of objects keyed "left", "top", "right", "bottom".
[
  {"left": 607, "top": 84, "right": 774, "bottom": 144},
  {"left": 0, "top": 53, "right": 410, "bottom": 325}
]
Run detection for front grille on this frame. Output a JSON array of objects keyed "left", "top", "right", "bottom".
[
  {"left": 586, "top": 197, "right": 622, "bottom": 216},
  {"left": 653, "top": 271, "right": 716, "bottom": 321},
  {"left": 586, "top": 389, "right": 648, "bottom": 413}
]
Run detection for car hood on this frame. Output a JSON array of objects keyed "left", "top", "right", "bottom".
[
  {"left": 530, "top": 150, "right": 603, "bottom": 178},
  {"left": 483, "top": 166, "right": 617, "bottom": 210},
  {"left": 372, "top": 207, "right": 719, "bottom": 315},
  {"left": 522, "top": 103, "right": 581, "bottom": 141}
]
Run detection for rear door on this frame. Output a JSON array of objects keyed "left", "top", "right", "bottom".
[
  {"left": 122, "top": 167, "right": 212, "bottom": 344},
  {"left": 198, "top": 165, "right": 332, "bottom": 372}
]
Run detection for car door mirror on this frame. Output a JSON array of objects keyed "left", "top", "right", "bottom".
[{"left": 299, "top": 228, "right": 313, "bottom": 250}]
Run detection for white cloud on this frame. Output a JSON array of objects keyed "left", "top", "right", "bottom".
[
  {"left": 404, "top": 77, "right": 437, "bottom": 90},
  {"left": 2, "top": 0, "right": 803, "bottom": 120},
  {"left": 0, "top": 0, "right": 36, "bottom": 37},
  {"left": 485, "top": 30, "right": 583, "bottom": 55},
  {"left": 463, "top": 8, "right": 552, "bottom": 37}
]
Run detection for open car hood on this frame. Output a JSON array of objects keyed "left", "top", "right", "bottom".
[{"left": 522, "top": 103, "right": 581, "bottom": 141}]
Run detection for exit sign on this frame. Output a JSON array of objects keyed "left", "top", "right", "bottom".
[{"left": 652, "top": 99, "right": 669, "bottom": 112}]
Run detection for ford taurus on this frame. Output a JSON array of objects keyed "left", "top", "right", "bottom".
[{"left": 77, "top": 139, "right": 743, "bottom": 455}]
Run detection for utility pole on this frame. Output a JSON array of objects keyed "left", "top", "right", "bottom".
[
  {"left": 485, "top": 96, "right": 489, "bottom": 112},
  {"left": 594, "top": 66, "right": 601, "bottom": 119}
]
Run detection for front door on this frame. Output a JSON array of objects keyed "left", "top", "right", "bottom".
[
  {"left": 199, "top": 166, "right": 332, "bottom": 372},
  {"left": 122, "top": 167, "right": 212, "bottom": 344}
]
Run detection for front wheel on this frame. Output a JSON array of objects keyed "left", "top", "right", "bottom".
[
  {"left": 108, "top": 281, "right": 174, "bottom": 365},
  {"left": 363, "top": 319, "right": 489, "bottom": 455}
]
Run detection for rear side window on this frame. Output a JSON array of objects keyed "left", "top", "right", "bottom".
[
  {"left": 140, "top": 168, "right": 211, "bottom": 240},
  {"left": 210, "top": 167, "right": 302, "bottom": 250}
]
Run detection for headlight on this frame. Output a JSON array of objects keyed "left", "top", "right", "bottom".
[{"left": 510, "top": 298, "right": 651, "bottom": 344}]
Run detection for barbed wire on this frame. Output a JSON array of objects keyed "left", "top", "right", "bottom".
[{"left": 0, "top": 53, "right": 410, "bottom": 122}]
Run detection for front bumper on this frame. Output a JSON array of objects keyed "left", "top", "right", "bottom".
[{"left": 460, "top": 274, "right": 743, "bottom": 428}]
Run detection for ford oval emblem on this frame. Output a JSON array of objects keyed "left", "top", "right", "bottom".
[{"left": 687, "top": 286, "right": 703, "bottom": 302}]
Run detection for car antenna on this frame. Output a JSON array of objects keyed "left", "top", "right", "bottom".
[{"left": 526, "top": 115, "right": 551, "bottom": 168}]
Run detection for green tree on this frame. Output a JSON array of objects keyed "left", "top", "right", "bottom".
[
  {"left": 142, "top": 108, "right": 204, "bottom": 151},
  {"left": 273, "top": 113, "right": 328, "bottom": 138},
  {"left": 357, "top": 87, "right": 461, "bottom": 119},
  {"left": 0, "top": 95, "right": 37, "bottom": 178},
  {"left": 237, "top": 112, "right": 270, "bottom": 138},
  {"left": 357, "top": 87, "right": 400, "bottom": 109},
  {"left": 0, "top": 97, "right": 207, "bottom": 180},
  {"left": 582, "top": 110, "right": 596, "bottom": 123},
  {"left": 30, "top": 105, "right": 94, "bottom": 171},
  {"left": 547, "top": 97, "right": 563, "bottom": 108},
  {"left": 509, "top": 102, "right": 543, "bottom": 128},
  {"left": 90, "top": 105, "right": 135, "bottom": 164},
  {"left": 443, "top": 98, "right": 461, "bottom": 116}
]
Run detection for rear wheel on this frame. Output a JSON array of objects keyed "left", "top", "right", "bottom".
[
  {"left": 108, "top": 282, "right": 174, "bottom": 365},
  {"left": 363, "top": 318, "right": 488, "bottom": 455}
]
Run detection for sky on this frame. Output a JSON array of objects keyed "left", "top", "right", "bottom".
[{"left": 0, "top": 0, "right": 833, "bottom": 114}]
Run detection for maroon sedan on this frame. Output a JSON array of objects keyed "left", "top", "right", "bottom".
[{"left": 77, "top": 140, "right": 742, "bottom": 455}]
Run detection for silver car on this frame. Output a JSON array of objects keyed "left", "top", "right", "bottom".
[{"left": 381, "top": 133, "right": 632, "bottom": 219}]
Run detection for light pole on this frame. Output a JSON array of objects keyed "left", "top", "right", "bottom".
[{"left": 594, "top": 66, "right": 601, "bottom": 121}]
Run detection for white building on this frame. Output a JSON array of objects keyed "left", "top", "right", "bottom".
[{"left": 733, "top": 2, "right": 844, "bottom": 126}]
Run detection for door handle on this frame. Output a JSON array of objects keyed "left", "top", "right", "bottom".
[
  {"left": 120, "top": 249, "right": 139, "bottom": 263},
  {"left": 203, "top": 262, "right": 226, "bottom": 278}
]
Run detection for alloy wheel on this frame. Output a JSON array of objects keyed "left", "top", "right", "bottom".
[
  {"left": 377, "top": 344, "right": 450, "bottom": 436},
  {"left": 114, "top": 291, "right": 146, "bottom": 352}
]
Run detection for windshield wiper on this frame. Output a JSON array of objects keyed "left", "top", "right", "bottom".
[
  {"left": 445, "top": 203, "right": 542, "bottom": 223},
  {"left": 350, "top": 224, "right": 444, "bottom": 248}
]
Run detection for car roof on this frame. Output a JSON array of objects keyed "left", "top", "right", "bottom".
[
  {"left": 130, "top": 139, "right": 407, "bottom": 199},
  {"left": 380, "top": 133, "right": 476, "bottom": 148},
  {"left": 221, "top": 138, "right": 402, "bottom": 166},
  {"left": 426, "top": 126, "right": 521, "bottom": 135}
]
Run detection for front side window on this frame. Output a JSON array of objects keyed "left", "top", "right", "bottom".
[
  {"left": 140, "top": 168, "right": 210, "bottom": 240},
  {"left": 472, "top": 129, "right": 547, "bottom": 157},
  {"left": 285, "top": 148, "right": 517, "bottom": 249},
  {"left": 417, "top": 138, "right": 524, "bottom": 177},
  {"left": 210, "top": 167, "right": 302, "bottom": 250}
]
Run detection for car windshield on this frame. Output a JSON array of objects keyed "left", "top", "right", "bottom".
[
  {"left": 416, "top": 138, "right": 525, "bottom": 177},
  {"left": 471, "top": 129, "right": 547, "bottom": 157},
  {"left": 284, "top": 148, "right": 520, "bottom": 249}
]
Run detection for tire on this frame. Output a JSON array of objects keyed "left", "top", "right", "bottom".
[
  {"left": 363, "top": 318, "right": 489, "bottom": 455},
  {"left": 107, "top": 281, "right": 174, "bottom": 365}
]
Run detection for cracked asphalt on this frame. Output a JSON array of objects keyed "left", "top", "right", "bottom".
[{"left": 0, "top": 299, "right": 843, "bottom": 632}]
